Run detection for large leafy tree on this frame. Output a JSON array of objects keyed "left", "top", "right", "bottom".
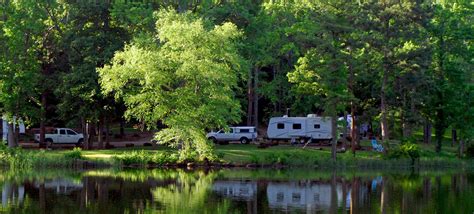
[
  {"left": 427, "top": 3, "right": 474, "bottom": 153},
  {"left": 288, "top": 2, "right": 357, "bottom": 161},
  {"left": 0, "top": 1, "right": 48, "bottom": 147},
  {"left": 99, "top": 9, "right": 246, "bottom": 160},
  {"left": 56, "top": 2, "right": 127, "bottom": 149}
]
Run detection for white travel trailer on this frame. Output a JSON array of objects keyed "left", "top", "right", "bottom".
[{"left": 266, "top": 115, "right": 332, "bottom": 141}]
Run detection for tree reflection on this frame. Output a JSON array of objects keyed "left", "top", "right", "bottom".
[{"left": 151, "top": 170, "right": 233, "bottom": 214}]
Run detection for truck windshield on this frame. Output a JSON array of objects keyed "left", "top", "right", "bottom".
[{"left": 67, "top": 130, "right": 76, "bottom": 135}]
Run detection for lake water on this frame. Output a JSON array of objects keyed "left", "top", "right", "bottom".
[{"left": 0, "top": 168, "right": 472, "bottom": 213}]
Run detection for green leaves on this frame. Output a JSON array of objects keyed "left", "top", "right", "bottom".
[{"left": 99, "top": 9, "right": 246, "bottom": 160}]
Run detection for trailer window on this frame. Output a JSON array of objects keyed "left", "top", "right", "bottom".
[
  {"left": 293, "top": 123, "right": 302, "bottom": 129},
  {"left": 239, "top": 129, "right": 249, "bottom": 133},
  {"left": 277, "top": 123, "right": 285, "bottom": 129},
  {"left": 314, "top": 124, "right": 321, "bottom": 129}
]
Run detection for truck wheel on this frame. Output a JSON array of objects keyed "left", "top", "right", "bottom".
[
  {"left": 76, "top": 139, "right": 84, "bottom": 147},
  {"left": 240, "top": 137, "right": 249, "bottom": 144},
  {"left": 208, "top": 137, "right": 218, "bottom": 144},
  {"left": 45, "top": 139, "right": 53, "bottom": 148}
]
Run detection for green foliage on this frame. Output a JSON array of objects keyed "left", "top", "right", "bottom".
[
  {"left": 99, "top": 9, "right": 247, "bottom": 161},
  {"left": 64, "top": 147, "right": 83, "bottom": 160},
  {"left": 388, "top": 142, "right": 421, "bottom": 165},
  {"left": 466, "top": 144, "right": 474, "bottom": 159},
  {"left": 115, "top": 150, "right": 188, "bottom": 166},
  {"left": 114, "top": 150, "right": 150, "bottom": 166}
]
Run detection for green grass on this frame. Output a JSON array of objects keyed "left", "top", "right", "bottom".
[{"left": 2, "top": 142, "right": 472, "bottom": 169}]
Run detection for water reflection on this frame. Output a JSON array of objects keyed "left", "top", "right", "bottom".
[{"left": 0, "top": 168, "right": 472, "bottom": 213}]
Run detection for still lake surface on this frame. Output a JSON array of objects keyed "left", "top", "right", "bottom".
[{"left": 0, "top": 168, "right": 472, "bottom": 213}]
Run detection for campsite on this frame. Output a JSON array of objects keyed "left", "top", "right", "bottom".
[{"left": 0, "top": 1, "right": 473, "bottom": 213}]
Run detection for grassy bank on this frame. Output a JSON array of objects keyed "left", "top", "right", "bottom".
[{"left": 2, "top": 142, "right": 472, "bottom": 170}]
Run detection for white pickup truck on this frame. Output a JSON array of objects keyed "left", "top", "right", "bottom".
[
  {"left": 207, "top": 126, "right": 257, "bottom": 144},
  {"left": 34, "top": 128, "right": 84, "bottom": 146}
]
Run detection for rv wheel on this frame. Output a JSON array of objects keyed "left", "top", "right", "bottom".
[{"left": 240, "top": 137, "right": 249, "bottom": 144}]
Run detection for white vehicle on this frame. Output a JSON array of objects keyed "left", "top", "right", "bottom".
[
  {"left": 267, "top": 115, "right": 332, "bottom": 141},
  {"left": 34, "top": 128, "right": 84, "bottom": 146},
  {"left": 207, "top": 126, "right": 257, "bottom": 144}
]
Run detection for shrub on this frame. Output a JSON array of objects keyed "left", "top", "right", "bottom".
[
  {"left": 151, "top": 152, "right": 179, "bottom": 165},
  {"left": 64, "top": 148, "right": 83, "bottom": 160},
  {"left": 0, "top": 147, "right": 35, "bottom": 169},
  {"left": 115, "top": 150, "right": 151, "bottom": 165},
  {"left": 387, "top": 142, "right": 420, "bottom": 165}
]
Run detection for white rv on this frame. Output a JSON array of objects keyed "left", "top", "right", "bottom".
[{"left": 266, "top": 115, "right": 332, "bottom": 141}]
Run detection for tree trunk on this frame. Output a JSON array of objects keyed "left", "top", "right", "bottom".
[
  {"left": 423, "top": 119, "right": 432, "bottom": 144},
  {"left": 253, "top": 67, "right": 259, "bottom": 130},
  {"left": 458, "top": 139, "right": 464, "bottom": 158},
  {"left": 380, "top": 85, "right": 389, "bottom": 142},
  {"left": 105, "top": 115, "right": 110, "bottom": 147},
  {"left": 351, "top": 105, "right": 357, "bottom": 155},
  {"left": 14, "top": 116, "right": 19, "bottom": 146},
  {"left": 119, "top": 119, "right": 125, "bottom": 137},
  {"left": 97, "top": 120, "right": 103, "bottom": 149},
  {"left": 39, "top": 92, "right": 47, "bottom": 148},
  {"left": 451, "top": 129, "right": 457, "bottom": 147},
  {"left": 381, "top": 18, "right": 390, "bottom": 142},
  {"left": 247, "top": 68, "right": 253, "bottom": 126},
  {"left": 7, "top": 122, "right": 16, "bottom": 148},
  {"left": 81, "top": 117, "right": 87, "bottom": 149},
  {"left": 435, "top": 123, "right": 444, "bottom": 153},
  {"left": 331, "top": 116, "right": 337, "bottom": 162}
]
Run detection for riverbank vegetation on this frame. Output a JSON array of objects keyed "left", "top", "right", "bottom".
[
  {"left": 1, "top": 143, "right": 473, "bottom": 170},
  {"left": 0, "top": 1, "right": 472, "bottom": 163}
]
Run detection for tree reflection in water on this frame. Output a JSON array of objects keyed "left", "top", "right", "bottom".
[
  {"left": 0, "top": 168, "right": 472, "bottom": 213},
  {"left": 151, "top": 170, "right": 234, "bottom": 214}
]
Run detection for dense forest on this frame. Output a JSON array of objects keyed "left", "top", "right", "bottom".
[{"left": 0, "top": 0, "right": 472, "bottom": 159}]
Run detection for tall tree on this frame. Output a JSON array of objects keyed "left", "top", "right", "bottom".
[
  {"left": 427, "top": 3, "right": 474, "bottom": 153},
  {"left": 56, "top": 2, "right": 127, "bottom": 149},
  {"left": 0, "top": 1, "right": 45, "bottom": 147},
  {"left": 99, "top": 9, "right": 246, "bottom": 160}
]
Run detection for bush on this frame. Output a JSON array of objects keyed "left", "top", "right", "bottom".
[
  {"left": 387, "top": 142, "right": 420, "bottom": 165},
  {"left": 64, "top": 148, "right": 83, "bottom": 160},
  {"left": 151, "top": 152, "right": 179, "bottom": 165},
  {"left": 115, "top": 150, "right": 150, "bottom": 165},
  {"left": 0, "top": 146, "right": 35, "bottom": 169}
]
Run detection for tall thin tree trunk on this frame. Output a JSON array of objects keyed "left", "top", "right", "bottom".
[
  {"left": 105, "top": 115, "right": 110, "bottom": 147},
  {"left": 253, "top": 67, "right": 259, "bottom": 130},
  {"left": 381, "top": 18, "right": 390, "bottom": 142},
  {"left": 97, "top": 120, "right": 103, "bottom": 149},
  {"left": 39, "top": 92, "right": 47, "bottom": 148},
  {"left": 351, "top": 105, "right": 357, "bottom": 155},
  {"left": 81, "top": 117, "right": 87, "bottom": 149},
  {"left": 7, "top": 122, "right": 15, "bottom": 148},
  {"left": 423, "top": 119, "right": 432, "bottom": 144},
  {"left": 119, "top": 118, "right": 125, "bottom": 137},
  {"left": 380, "top": 79, "right": 389, "bottom": 141},
  {"left": 14, "top": 115, "right": 19, "bottom": 146},
  {"left": 247, "top": 67, "right": 253, "bottom": 126},
  {"left": 458, "top": 139, "right": 464, "bottom": 158},
  {"left": 331, "top": 116, "right": 337, "bottom": 162},
  {"left": 451, "top": 129, "right": 457, "bottom": 147}
]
